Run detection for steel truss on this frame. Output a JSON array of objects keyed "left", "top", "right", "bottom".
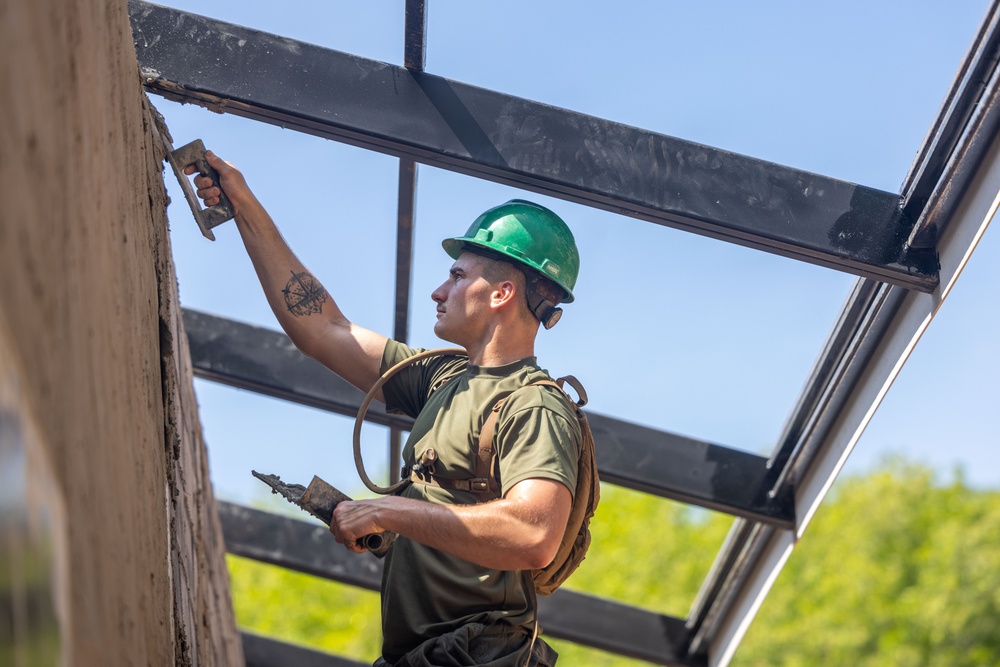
[{"left": 130, "top": 1, "right": 939, "bottom": 291}]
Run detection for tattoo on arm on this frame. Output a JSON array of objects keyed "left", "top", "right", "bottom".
[{"left": 282, "top": 270, "right": 329, "bottom": 317}]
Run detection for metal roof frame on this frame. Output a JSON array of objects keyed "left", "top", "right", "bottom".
[
  {"left": 129, "top": 1, "right": 1000, "bottom": 664},
  {"left": 184, "top": 309, "right": 794, "bottom": 528},
  {"left": 130, "top": 1, "right": 940, "bottom": 291}
]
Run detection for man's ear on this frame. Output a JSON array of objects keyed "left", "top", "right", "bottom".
[{"left": 489, "top": 280, "right": 517, "bottom": 309}]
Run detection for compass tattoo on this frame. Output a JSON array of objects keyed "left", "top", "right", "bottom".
[{"left": 282, "top": 271, "right": 329, "bottom": 317}]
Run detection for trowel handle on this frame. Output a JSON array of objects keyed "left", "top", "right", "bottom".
[{"left": 171, "top": 139, "right": 236, "bottom": 230}]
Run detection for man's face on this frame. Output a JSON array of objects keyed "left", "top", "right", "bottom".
[{"left": 430, "top": 252, "right": 495, "bottom": 346}]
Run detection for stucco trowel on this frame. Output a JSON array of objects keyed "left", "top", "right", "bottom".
[
  {"left": 148, "top": 105, "right": 235, "bottom": 240},
  {"left": 251, "top": 470, "right": 396, "bottom": 558}
]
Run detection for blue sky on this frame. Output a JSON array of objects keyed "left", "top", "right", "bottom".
[{"left": 152, "top": 1, "right": 998, "bottom": 505}]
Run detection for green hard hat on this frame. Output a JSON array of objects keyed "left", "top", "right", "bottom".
[{"left": 442, "top": 199, "right": 579, "bottom": 302}]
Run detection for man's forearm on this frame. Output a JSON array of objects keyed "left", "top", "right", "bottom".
[
  {"left": 232, "top": 193, "right": 344, "bottom": 354},
  {"left": 382, "top": 496, "right": 555, "bottom": 570},
  {"left": 331, "top": 479, "right": 572, "bottom": 571},
  {"left": 198, "top": 152, "right": 387, "bottom": 393}
]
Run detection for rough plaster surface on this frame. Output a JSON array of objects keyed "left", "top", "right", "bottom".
[{"left": 0, "top": 0, "right": 242, "bottom": 664}]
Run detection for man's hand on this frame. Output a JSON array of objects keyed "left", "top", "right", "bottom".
[
  {"left": 330, "top": 498, "right": 390, "bottom": 554},
  {"left": 183, "top": 150, "right": 252, "bottom": 216}
]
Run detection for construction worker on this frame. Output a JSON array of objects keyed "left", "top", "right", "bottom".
[{"left": 189, "top": 152, "right": 582, "bottom": 666}]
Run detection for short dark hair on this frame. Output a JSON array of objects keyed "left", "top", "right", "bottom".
[{"left": 472, "top": 250, "right": 525, "bottom": 287}]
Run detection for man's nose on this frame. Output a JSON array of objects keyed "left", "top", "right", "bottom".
[{"left": 431, "top": 283, "right": 446, "bottom": 303}]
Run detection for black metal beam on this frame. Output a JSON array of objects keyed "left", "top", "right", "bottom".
[
  {"left": 243, "top": 632, "right": 369, "bottom": 667},
  {"left": 183, "top": 309, "right": 409, "bottom": 430},
  {"left": 901, "top": 2, "right": 1000, "bottom": 245},
  {"left": 129, "top": 0, "right": 938, "bottom": 291},
  {"left": 392, "top": 1, "right": 427, "bottom": 484},
  {"left": 393, "top": 159, "right": 417, "bottom": 345},
  {"left": 220, "top": 503, "right": 702, "bottom": 666},
  {"left": 221, "top": 502, "right": 384, "bottom": 589},
  {"left": 536, "top": 595, "right": 702, "bottom": 667},
  {"left": 588, "top": 412, "right": 793, "bottom": 527},
  {"left": 394, "top": 0, "right": 424, "bottom": 344},
  {"left": 188, "top": 310, "right": 794, "bottom": 527},
  {"left": 763, "top": 280, "right": 904, "bottom": 497},
  {"left": 403, "top": 0, "right": 427, "bottom": 72}
]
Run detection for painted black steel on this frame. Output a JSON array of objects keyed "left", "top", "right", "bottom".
[
  {"left": 220, "top": 503, "right": 701, "bottom": 665},
  {"left": 588, "top": 412, "right": 793, "bottom": 527},
  {"left": 395, "top": 0, "right": 424, "bottom": 342},
  {"left": 902, "top": 3, "right": 1000, "bottom": 245},
  {"left": 393, "top": 159, "right": 417, "bottom": 344},
  {"left": 684, "top": 519, "right": 756, "bottom": 649},
  {"left": 403, "top": 0, "right": 427, "bottom": 72},
  {"left": 685, "top": 520, "right": 775, "bottom": 657},
  {"left": 763, "top": 280, "right": 904, "bottom": 497},
  {"left": 187, "top": 309, "right": 794, "bottom": 527},
  {"left": 392, "top": 0, "right": 426, "bottom": 484},
  {"left": 243, "top": 632, "right": 369, "bottom": 667},
  {"left": 129, "top": 1, "right": 937, "bottom": 290},
  {"left": 220, "top": 502, "right": 383, "bottom": 588},
  {"left": 536, "top": 595, "right": 704, "bottom": 667},
  {"left": 182, "top": 309, "right": 410, "bottom": 430}
]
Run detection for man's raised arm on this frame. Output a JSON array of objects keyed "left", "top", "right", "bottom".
[{"left": 188, "top": 152, "right": 388, "bottom": 395}]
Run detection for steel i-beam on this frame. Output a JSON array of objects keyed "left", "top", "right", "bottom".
[
  {"left": 129, "top": 0, "right": 939, "bottom": 290},
  {"left": 186, "top": 309, "right": 794, "bottom": 527}
]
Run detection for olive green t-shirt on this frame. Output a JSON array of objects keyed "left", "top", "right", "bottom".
[{"left": 378, "top": 340, "right": 582, "bottom": 663}]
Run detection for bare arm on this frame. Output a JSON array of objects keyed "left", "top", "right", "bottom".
[
  {"left": 188, "top": 152, "right": 388, "bottom": 394},
  {"left": 330, "top": 478, "right": 572, "bottom": 570}
]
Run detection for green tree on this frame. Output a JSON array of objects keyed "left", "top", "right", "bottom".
[
  {"left": 736, "top": 462, "right": 1000, "bottom": 667},
  {"left": 548, "top": 486, "right": 733, "bottom": 665},
  {"left": 229, "top": 555, "right": 382, "bottom": 663}
]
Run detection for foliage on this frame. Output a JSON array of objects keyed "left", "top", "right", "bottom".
[
  {"left": 228, "top": 555, "right": 382, "bottom": 663},
  {"left": 227, "top": 460, "right": 1000, "bottom": 666},
  {"left": 737, "top": 461, "right": 1000, "bottom": 667},
  {"left": 548, "top": 486, "right": 733, "bottom": 665}
]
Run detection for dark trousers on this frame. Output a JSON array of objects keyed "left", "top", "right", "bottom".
[{"left": 373, "top": 622, "right": 557, "bottom": 667}]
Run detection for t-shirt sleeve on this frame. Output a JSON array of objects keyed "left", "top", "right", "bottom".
[
  {"left": 495, "top": 389, "right": 582, "bottom": 498},
  {"left": 379, "top": 339, "right": 467, "bottom": 419}
]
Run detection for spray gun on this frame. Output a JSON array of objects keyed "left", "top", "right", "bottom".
[{"left": 251, "top": 470, "right": 396, "bottom": 558}]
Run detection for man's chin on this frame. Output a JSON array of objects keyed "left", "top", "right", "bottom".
[{"left": 433, "top": 322, "right": 461, "bottom": 346}]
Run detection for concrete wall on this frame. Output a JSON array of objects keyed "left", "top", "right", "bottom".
[{"left": 0, "top": 1, "right": 242, "bottom": 664}]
